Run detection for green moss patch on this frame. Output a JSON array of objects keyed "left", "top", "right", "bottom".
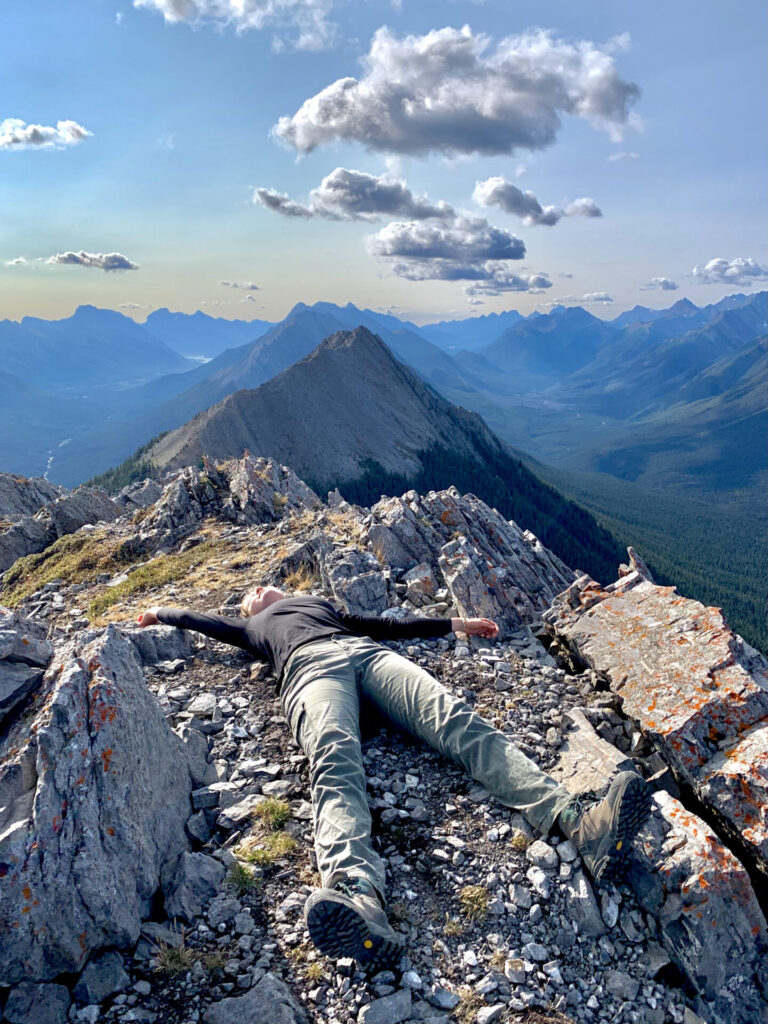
[{"left": 2, "top": 530, "right": 123, "bottom": 605}]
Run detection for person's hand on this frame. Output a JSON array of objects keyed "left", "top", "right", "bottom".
[
  {"left": 451, "top": 617, "right": 499, "bottom": 638},
  {"left": 136, "top": 608, "right": 160, "bottom": 628}
]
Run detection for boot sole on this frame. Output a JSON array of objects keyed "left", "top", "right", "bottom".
[
  {"left": 305, "top": 895, "right": 404, "bottom": 973},
  {"left": 591, "top": 772, "right": 652, "bottom": 881}
]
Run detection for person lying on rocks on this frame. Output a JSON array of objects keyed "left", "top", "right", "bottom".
[{"left": 137, "top": 587, "right": 650, "bottom": 972}]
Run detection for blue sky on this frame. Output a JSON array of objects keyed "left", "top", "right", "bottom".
[{"left": 1, "top": 0, "right": 766, "bottom": 323}]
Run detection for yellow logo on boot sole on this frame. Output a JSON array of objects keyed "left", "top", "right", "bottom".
[{"left": 364, "top": 940, "right": 373, "bottom": 948}]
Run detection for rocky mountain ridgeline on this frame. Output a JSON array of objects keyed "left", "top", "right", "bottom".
[{"left": 0, "top": 455, "right": 766, "bottom": 1024}]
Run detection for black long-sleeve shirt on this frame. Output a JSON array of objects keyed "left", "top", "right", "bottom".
[{"left": 156, "top": 595, "right": 452, "bottom": 687}]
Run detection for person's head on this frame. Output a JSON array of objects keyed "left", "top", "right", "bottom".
[{"left": 240, "top": 585, "right": 287, "bottom": 617}]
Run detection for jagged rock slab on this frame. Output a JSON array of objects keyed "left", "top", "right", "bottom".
[
  {"left": 320, "top": 546, "right": 388, "bottom": 615},
  {"left": 631, "top": 791, "right": 768, "bottom": 1024},
  {"left": 366, "top": 487, "right": 575, "bottom": 634},
  {"left": 550, "top": 708, "right": 635, "bottom": 795},
  {"left": 119, "top": 454, "right": 320, "bottom": 560},
  {"left": 0, "top": 473, "right": 64, "bottom": 521},
  {"left": 225, "top": 451, "right": 321, "bottom": 522},
  {"left": 0, "top": 606, "right": 53, "bottom": 723},
  {"left": 552, "top": 706, "right": 768, "bottom": 1024},
  {"left": 202, "top": 971, "right": 310, "bottom": 1024},
  {"left": 0, "top": 517, "right": 56, "bottom": 574},
  {"left": 543, "top": 570, "right": 768, "bottom": 872},
  {"left": 41, "top": 487, "right": 122, "bottom": 536},
  {"left": 0, "top": 626, "right": 192, "bottom": 984}
]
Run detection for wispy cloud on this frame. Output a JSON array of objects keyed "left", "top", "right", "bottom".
[
  {"left": 220, "top": 280, "right": 260, "bottom": 291},
  {"left": 608, "top": 151, "right": 640, "bottom": 162},
  {"left": 133, "top": 0, "right": 337, "bottom": 51},
  {"left": 0, "top": 118, "right": 92, "bottom": 150},
  {"left": 692, "top": 257, "right": 768, "bottom": 287},
  {"left": 550, "top": 291, "right": 613, "bottom": 304},
  {"left": 640, "top": 276, "right": 678, "bottom": 291},
  {"left": 274, "top": 25, "right": 640, "bottom": 156},
  {"left": 255, "top": 167, "right": 454, "bottom": 222},
  {"left": 473, "top": 176, "right": 602, "bottom": 226},
  {"left": 47, "top": 251, "right": 139, "bottom": 271}
]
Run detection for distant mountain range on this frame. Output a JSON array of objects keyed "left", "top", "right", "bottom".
[{"left": 2, "top": 289, "right": 764, "bottom": 649}]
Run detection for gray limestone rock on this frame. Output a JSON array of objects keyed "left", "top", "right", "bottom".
[
  {"left": 605, "top": 969, "right": 641, "bottom": 1001},
  {"left": 0, "top": 472, "right": 64, "bottom": 520},
  {"left": 73, "top": 950, "right": 130, "bottom": 1003},
  {"left": 127, "top": 625, "right": 195, "bottom": 666},
  {"left": 163, "top": 852, "right": 225, "bottom": 922},
  {"left": 115, "top": 478, "right": 163, "bottom": 511},
  {"left": 564, "top": 870, "right": 606, "bottom": 938},
  {"left": 366, "top": 489, "right": 575, "bottom": 634},
  {"left": 0, "top": 516, "right": 56, "bottom": 573},
  {"left": 358, "top": 988, "right": 412, "bottom": 1024},
  {"left": 0, "top": 626, "right": 192, "bottom": 984},
  {"left": 202, "top": 971, "right": 310, "bottom": 1024},
  {"left": 320, "top": 546, "right": 388, "bottom": 615},
  {"left": 44, "top": 487, "right": 121, "bottom": 536},
  {"left": 3, "top": 981, "right": 70, "bottom": 1024}
]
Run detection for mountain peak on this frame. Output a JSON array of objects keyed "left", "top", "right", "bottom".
[{"left": 667, "top": 297, "right": 699, "bottom": 316}]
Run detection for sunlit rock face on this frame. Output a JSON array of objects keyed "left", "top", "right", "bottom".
[
  {"left": 0, "top": 625, "right": 192, "bottom": 985},
  {"left": 543, "top": 568, "right": 768, "bottom": 874}
]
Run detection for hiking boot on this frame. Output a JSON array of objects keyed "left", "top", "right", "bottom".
[
  {"left": 304, "top": 876, "right": 404, "bottom": 972},
  {"left": 558, "top": 771, "right": 651, "bottom": 882}
]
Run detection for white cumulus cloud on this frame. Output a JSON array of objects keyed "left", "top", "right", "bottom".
[
  {"left": 473, "top": 176, "right": 602, "bottom": 226},
  {"left": 46, "top": 251, "right": 139, "bottom": 271},
  {"left": 220, "top": 280, "right": 261, "bottom": 290},
  {"left": 4, "top": 256, "right": 29, "bottom": 266},
  {"left": 255, "top": 167, "right": 454, "bottom": 222},
  {"left": 133, "top": 0, "right": 336, "bottom": 50},
  {"left": 274, "top": 25, "right": 640, "bottom": 156},
  {"left": 692, "top": 257, "right": 768, "bottom": 287},
  {"left": 0, "top": 118, "right": 92, "bottom": 149},
  {"left": 365, "top": 214, "right": 549, "bottom": 292},
  {"left": 640, "top": 276, "right": 678, "bottom": 291}
]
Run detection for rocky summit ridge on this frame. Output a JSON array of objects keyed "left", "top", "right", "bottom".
[{"left": 0, "top": 455, "right": 766, "bottom": 1024}]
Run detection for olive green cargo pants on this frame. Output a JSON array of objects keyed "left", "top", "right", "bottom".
[{"left": 280, "top": 634, "right": 573, "bottom": 900}]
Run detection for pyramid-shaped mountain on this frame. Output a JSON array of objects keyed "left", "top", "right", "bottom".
[{"left": 146, "top": 326, "right": 505, "bottom": 487}]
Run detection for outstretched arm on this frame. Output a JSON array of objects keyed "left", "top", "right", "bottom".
[
  {"left": 137, "top": 606, "right": 253, "bottom": 652},
  {"left": 338, "top": 610, "right": 499, "bottom": 641}
]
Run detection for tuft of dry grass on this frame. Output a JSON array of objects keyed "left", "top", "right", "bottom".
[
  {"left": 282, "top": 564, "right": 318, "bottom": 592},
  {"left": 252, "top": 797, "right": 292, "bottom": 832},
  {"left": 443, "top": 914, "right": 465, "bottom": 937},
  {"left": 151, "top": 932, "right": 196, "bottom": 976},
  {"left": 237, "top": 831, "right": 297, "bottom": 867},
  {"left": 89, "top": 537, "right": 228, "bottom": 616},
  {"left": 227, "top": 862, "right": 261, "bottom": 895},
  {"left": 458, "top": 885, "right": 489, "bottom": 923},
  {"left": 509, "top": 830, "right": 531, "bottom": 852},
  {"left": 305, "top": 962, "right": 325, "bottom": 984},
  {"left": 453, "top": 987, "right": 485, "bottom": 1024}
]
